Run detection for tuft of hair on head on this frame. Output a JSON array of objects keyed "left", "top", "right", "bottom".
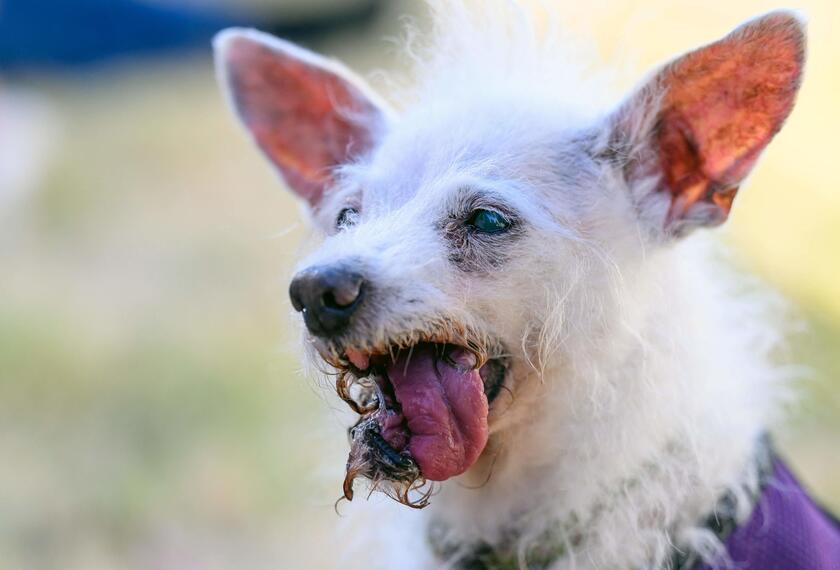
[{"left": 402, "top": 0, "right": 611, "bottom": 117}]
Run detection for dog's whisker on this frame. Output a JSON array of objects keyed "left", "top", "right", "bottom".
[{"left": 402, "top": 344, "right": 416, "bottom": 376}]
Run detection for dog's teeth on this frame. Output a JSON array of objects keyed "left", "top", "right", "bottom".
[
  {"left": 446, "top": 346, "right": 478, "bottom": 370},
  {"left": 345, "top": 348, "right": 371, "bottom": 371},
  {"left": 346, "top": 376, "right": 379, "bottom": 413}
]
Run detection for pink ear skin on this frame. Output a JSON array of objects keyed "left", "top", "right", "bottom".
[
  {"left": 619, "top": 11, "right": 806, "bottom": 237},
  {"left": 214, "top": 29, "right": 389, "bottom": 208}
]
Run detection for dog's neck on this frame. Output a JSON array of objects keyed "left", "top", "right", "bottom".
[{"left": 424, "top": 240, "right": 779, "bottom": 569}]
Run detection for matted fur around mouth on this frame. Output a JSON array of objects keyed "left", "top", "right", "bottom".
[
  {"left": 315, "top": 319, "right": 493, "bottom": 374},
  {"left": 321, "top": 322, "right": 507, "bottom": 509},
  {"left": 343, "top": 405, "right": 431, "bottom": 509}
]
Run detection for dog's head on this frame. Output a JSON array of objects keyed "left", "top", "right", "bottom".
[{"left": 214, "top": 9, "right": 804, "bottom": 506}]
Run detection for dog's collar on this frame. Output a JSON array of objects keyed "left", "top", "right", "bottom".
[
  {"left": 428, "top": 436, "right": 775, "bottom": 570},
  {"left": 427, "top": 522, "right": 569, "bottom": 570}
]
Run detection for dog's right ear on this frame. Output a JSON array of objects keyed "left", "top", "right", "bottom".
[
  {"left": 214, "top": 29, "right": 391, "bottom": 209},
  {"left": 609, "top": 12, "right": 805, "bottom": 238}
]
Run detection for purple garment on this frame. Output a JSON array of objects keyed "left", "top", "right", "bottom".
[{"left": 696, "top": 459, "right": 840, "bottom": 570}]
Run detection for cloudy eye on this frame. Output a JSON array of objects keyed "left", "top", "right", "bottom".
[
  {"left": 336, "top": 207, "right": 359, "bottom": 230},
  {"left": 466, "top": 208, "right": 511, "bottom": 234}
]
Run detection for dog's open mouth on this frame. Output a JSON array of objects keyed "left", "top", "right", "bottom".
[{"left": 332, "top": 340, "right": 507, "bottom": 507}]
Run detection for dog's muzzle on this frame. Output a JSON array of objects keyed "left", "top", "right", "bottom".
[{"left": 289, "top": 263, "right": 510, "bottom": 508}]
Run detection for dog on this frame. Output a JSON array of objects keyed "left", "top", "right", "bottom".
[{"left": 214, "top": 2, "right": 840, "bottom": 568}]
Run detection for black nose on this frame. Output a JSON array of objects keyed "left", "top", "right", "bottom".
[{"left": 288, "top": 265, "right": 365, "bottom": 337}]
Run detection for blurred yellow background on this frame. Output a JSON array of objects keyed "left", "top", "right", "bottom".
[{"left": 0, "top": 1, "right": 837, "bottom": 568}]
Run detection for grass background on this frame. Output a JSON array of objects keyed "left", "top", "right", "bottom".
[{"left": 0, "top": 1, "right": 837, "bottom": 567}]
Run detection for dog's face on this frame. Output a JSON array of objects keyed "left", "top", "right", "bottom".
[{"left": 214, "top": 11, "right": 804, "bottom": 506}]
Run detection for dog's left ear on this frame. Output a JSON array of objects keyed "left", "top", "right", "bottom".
[
  {"left": 611, "top": 11, "right": 806, "bottom": 237},
  {"left": 214, "top": 29, "right": 391, "bottom": 209}
]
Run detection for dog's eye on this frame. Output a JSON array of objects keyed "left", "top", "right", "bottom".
[
  {"left": 466, "top": 208, "right": 511, "bottom": 234},
  {"left": 336, "top": 207, "right": 359, "bottom": 230}
]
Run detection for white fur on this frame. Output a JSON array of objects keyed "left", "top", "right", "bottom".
[{"left": 217, "top": 3, "right": 801, "bottom": 568}]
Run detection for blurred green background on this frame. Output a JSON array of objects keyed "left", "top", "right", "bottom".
[{"left": 0, "top": 0, "right": 837, "bottom": 568}]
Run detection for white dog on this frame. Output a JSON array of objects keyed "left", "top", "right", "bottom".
[{"left": 214, "top": 3, "right": 840, "bottom": 568}]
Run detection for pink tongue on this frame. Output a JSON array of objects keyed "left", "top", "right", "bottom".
[{"left": 385, "top": 346, "right": 489, "bottom": 481}]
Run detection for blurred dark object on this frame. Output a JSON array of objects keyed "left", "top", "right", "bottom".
[{"left": 0, "top": 0, "right": 382, "bottom": 70}]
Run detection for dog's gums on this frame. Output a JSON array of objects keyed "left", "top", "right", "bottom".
[{"left": 337, "top": 342, "right": 505, "bottom": 507}]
